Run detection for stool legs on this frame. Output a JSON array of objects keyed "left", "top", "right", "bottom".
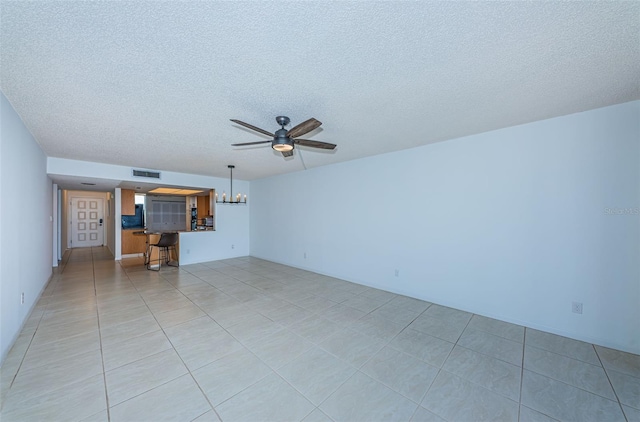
[
  {"left": 165, "top": 245, "right": 179, "bottom": 267},
  {"left": 146, "top": 245, "right": 178, "bottom": 270},
  {"left": 144, "top": 241, "right": 151, "bottom": 265}
]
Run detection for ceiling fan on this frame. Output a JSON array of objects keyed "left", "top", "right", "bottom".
[{"left": 230, "top": 116, "right": 337, "bottom": 157}]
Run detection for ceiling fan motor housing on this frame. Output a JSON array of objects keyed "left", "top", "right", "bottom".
[{"left": 272, "top": 128, "right": 294, "bottom": 151}]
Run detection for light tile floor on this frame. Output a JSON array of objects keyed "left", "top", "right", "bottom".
[{"left": 1, "top": 247, "right": 638, "bottom": 422}]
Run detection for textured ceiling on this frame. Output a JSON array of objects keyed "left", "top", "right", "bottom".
[{"left": 1, "top": 1, "right": 639, "bottom": 182}]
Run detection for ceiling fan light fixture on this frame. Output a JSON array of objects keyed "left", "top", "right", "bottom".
[{"left": 272, "top": 142, "right": 294, "bottom": 152}]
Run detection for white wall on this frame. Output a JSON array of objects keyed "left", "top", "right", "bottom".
[
  {"left": 106, "top": 191, "right": 116, "bottom": 256},
  {"left": 60, "top": 190, "right": 69, "bottom": 257},
  {"left": 114, "top": 188, "right": 122, "bottom": 260},
  {"left": 250, "top": 101, "right": 640, "bottom": 354},
  {"left": 52, "top": 183, "right": 59, "bottom": 267},
  {"left": 0, "top": 93, "right": 53, "bottom": 364},
  {"left": 179, "top": 203, "right": 250, "bottom": 264}
]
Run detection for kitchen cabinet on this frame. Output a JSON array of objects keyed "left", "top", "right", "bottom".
[
  {"left": 121, "top": 189, "right": 135, "bottom": 215},
  {"left": 121, "top": 229, "right": 146, "bottom": 254},
  {"left": 197, "top": 195, "right": 210, "bottom": 219}
]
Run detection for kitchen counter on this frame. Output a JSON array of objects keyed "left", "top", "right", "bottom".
[
  {"left": 123, "top": 229, "right": 224, "bottom": 266},
  {"left": 136, "top": 229, "right": 214, "bottom": 234},
  {"left": 121, "top": 229, "right": 147, "bottom": 255}
]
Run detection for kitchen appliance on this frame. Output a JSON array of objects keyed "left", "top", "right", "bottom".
[{"left": 190, "top": 207, "right": 197, "bottom": 231}]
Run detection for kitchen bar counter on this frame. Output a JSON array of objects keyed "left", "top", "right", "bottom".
[
  {"left": 123, "top": 229, "right": 237, "bottom": 267},
  {"left": 134, "top": 229, "right": 214, "bottom": 234},
  {"left": 177, "top": 230, "right": 223, "bottom": 266}
]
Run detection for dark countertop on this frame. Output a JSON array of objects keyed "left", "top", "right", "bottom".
[{"left": 125, "top": 229, "right": 215, "bottom": 235}]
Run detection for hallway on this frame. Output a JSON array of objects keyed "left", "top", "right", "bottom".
[{"left": 0, "top": 247, "right": 637, "bottom": 421}]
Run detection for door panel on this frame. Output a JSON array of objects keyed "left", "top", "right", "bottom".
[{"left": 71, "top": 197, "right": 104, "bottom": 248}]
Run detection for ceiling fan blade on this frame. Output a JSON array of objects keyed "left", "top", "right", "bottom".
[
  {"left": 230, "top": 119, "right": 274, "bottom": 137},
  {"left": 287, "top": 118, "right": 322, "bottom": 139},
  {"left": 281, "top": 150, "right": 294, "bottom": 157},
  {"left": 294, "top": 139, "right": 337, "bottom": 150},
  {"left": 231, "top": 140, "right": 272, "bottom": 146}
]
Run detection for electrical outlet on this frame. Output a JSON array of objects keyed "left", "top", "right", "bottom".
[
  {"left": 572, "top": 301, "right": 583, "bottom": 314},
  {"left": 304, "top": 252, "right": 307, "bottom": 259},
  {"left": 231, "top": 244, "right": 235, "bottom": 249},
  {"left": 21, "top": 292, "right": 24, "bottom": 305},
  {"left": 186, "top": 249, "right": 190, "bottom": 254},
  {"left": 394, "top": 269, "right": 399, "bottom": 277}
]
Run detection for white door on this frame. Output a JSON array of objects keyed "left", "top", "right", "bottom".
[{"left": 70, "top": 197, "right": 104, "bottom": 248}]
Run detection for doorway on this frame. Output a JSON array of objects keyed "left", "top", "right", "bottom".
[{"left": 70, "top": 197, "right": 104, "bottom": 248}]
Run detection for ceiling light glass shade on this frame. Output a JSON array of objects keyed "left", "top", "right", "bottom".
[{"left": 272, "top": 143, "right": 294, "bottom": 152}]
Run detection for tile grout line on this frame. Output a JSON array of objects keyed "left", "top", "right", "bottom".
[
  {"left": 169, "top": 262, "right": 386, "bottom": 420},
  {"left": 93, "top": 247, "right": 112, "bottom": 422},
  {"left": 0, "top": 314, "right": 40, "bottom": 411},
  {"left": 429, "top": 312, "right": 530, "bottom": 418},
  {"left": 175, "top": 312, "right": 274, "bottom": 420},
  {"left": 412, "top": 304, "right": 470, "bottom": 420},
  {"left": 180, "top": 266, "right": 286, "bottom": 417},
  {"left": 518, "top": 327, "right": 527, "bottom": 422},
  {"left": 135, "top": 264, "right": 233, "bottom": 420},
  {"left": 7, "top": 248, "right": 107, "bottom": 419},
  {"left": 523, "top": 344, "right": 627, "bottom": 403},
  {"left": 0, "top": 254, "right": 69, "bottom": 411},
  {"left": 100, "top": 254, "right": 181, "bottom": 415},
  {"left": 360, "top": 302, "right": 437, "bottom": 409},
  {"left": 100, "top": 259, "right": 201, "bottom": 415},
  {"left": 592, "top": 343, "right": 629, "bottom": 421}
]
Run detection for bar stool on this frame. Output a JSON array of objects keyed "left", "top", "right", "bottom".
[{"left": 146, "top": 232, "right": 179, "bottom": 270}]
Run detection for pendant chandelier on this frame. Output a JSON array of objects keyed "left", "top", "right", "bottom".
[{"left": 215, "top": 165, "right": 247, "bottom": 204}]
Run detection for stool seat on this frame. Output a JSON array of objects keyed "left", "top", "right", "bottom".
[{"left": 146, "top": 232, "right": 178, "bottom": 270}]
